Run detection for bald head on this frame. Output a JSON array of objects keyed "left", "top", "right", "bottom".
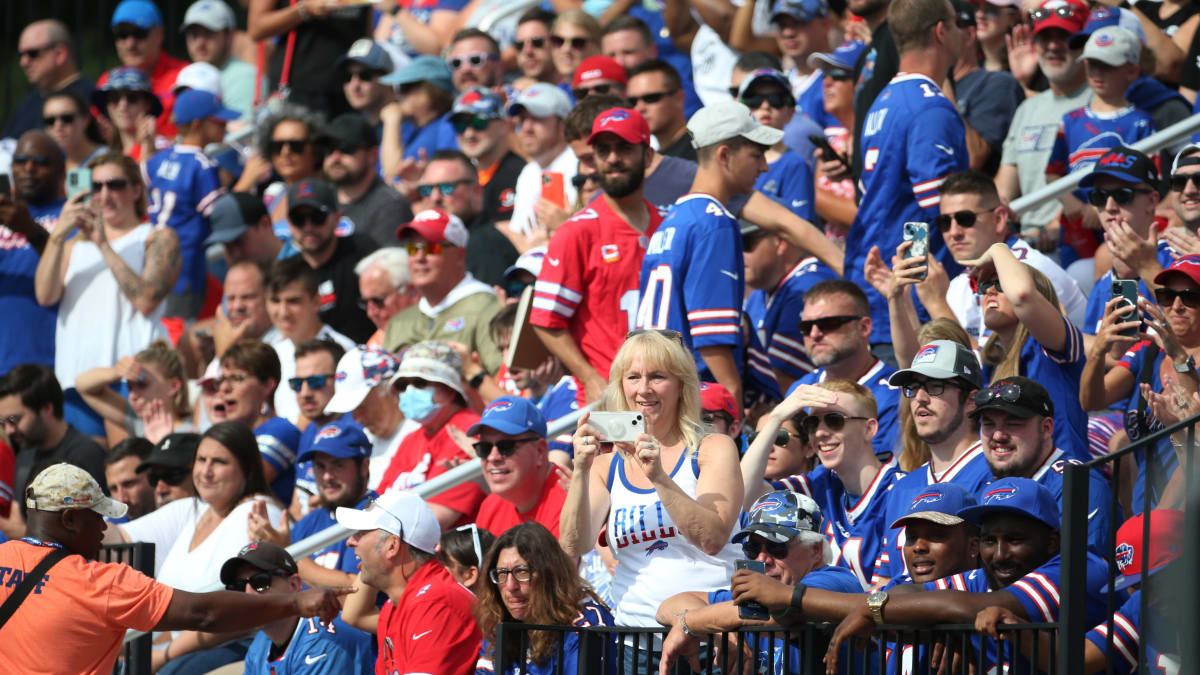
[
  {"left": 14, "top": 130, "right": 65, "bottom": 203},
  {"left": 18, "top": 20, "right": 75, "bottom": 91}
]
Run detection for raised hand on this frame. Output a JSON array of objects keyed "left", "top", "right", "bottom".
[
  {"left": 246, "top": 498, "right": 290, "bottom": 547},
  {"left": 1163, "top": 226, "right": 1200, "bottom": 257},
  {"left": 296, "top": 586, "right": 357, "bottom": 623},
  {"left": 142, "top": 399, "right": 176, "bottom": 446},
  {"left": 1006, "top": 23, "right": 1039, "bottom": 86}
]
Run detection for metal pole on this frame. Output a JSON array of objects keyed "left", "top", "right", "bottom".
[{"left": 1057, "top": 462, "right": 1090, "bottom": 674}]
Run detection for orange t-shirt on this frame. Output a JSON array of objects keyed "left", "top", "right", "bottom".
[{"left": 0, "top": 540, "right": 175, "bottom": 674}]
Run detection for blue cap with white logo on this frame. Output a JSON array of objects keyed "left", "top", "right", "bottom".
[
  {"left": 733, "top": 491, "right": 823, "bottom": 543},
  {"left": 958, "top": 477, "right": 1061, "bottom": 531},
  {"left": 889, "top": 483, "right": 977, "bottom": 529},
  {"left": 297, "top": 419, "right": 372, "bottom": 463},
  {"left": 112, "top": 0, "right": 163, "bottom": 29},
  {"left": 467, "top": 396, "right": 548, "bottom": 438}
]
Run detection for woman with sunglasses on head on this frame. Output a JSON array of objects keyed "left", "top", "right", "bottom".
[
  {"left": 35, "top": 151, "right": 180, "bottom": 442},
  {"left": 438, "top": 524, "right": 497, "bottom": 595},
  {"left": 42, "top": 90, "right": 107, "bottom": 171},
  {"left": 562, "top": 330, "right": 744, "bottom": 671},
  {"left": 75, "top": 340, "right": 195, "bottom": 447},
  {"left": 476, "top": 522, "right": 615, "bottom": 675},
  {"left": 90, "top": 67, "right": 164, "bottom": 162}
]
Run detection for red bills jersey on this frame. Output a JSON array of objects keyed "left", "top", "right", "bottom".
[{"left": 377, "top": 560, "right": 480, "bottom": 675}]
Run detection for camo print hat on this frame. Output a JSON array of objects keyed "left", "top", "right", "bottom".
[
  {"left": 25, "top": 463, "right": 127, "bottom": 518},
  {"left": 733, "top": 491, "right": 823, "bottom": 543}
]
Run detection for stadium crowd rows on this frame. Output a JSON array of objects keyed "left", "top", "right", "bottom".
[{"left": 0, "top": 0, "right": 1196, "bottom": 672}]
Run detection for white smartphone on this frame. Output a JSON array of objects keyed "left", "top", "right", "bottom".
[{"left": 589, "top": 411, "right": 646, "bottom": 443}]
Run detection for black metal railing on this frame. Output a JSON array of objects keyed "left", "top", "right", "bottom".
[{"left": 98, "top": 541, "right": 155, "bottom": 675}]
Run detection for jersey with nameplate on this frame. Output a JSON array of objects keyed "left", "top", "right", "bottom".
[{"left": 146, "top": 145, "right": 222, "bottom": 297}]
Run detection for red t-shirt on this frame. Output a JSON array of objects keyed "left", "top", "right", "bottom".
[
  {"left": 0, "top": 439, "right": 14, "bottom": 518},
  {"left": 475, "top": 468, "right": 567, "bottom": 537},
  {"left": 376, "top": 407, "right": 485, "bottom": 525},
  {"left": 97, "top": 52, "right": 187, "bottom": 139},
  {"left": 375, "top": 559, "right": 480, "bottom": 675}
]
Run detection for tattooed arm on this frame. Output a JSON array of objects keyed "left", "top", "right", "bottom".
[{"left": 99, "top": 226, "right": 181, "bottom": 316}]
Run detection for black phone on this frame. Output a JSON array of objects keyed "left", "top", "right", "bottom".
[
  {"left": 1111, "top": 279, "right": 1140, "bottom": 339},
  {"left": 808, "top": 134, "right": 848, "bottom": 168},
  {"left": 735, "top": 559, "right": 771, "bottom": 620},
  {"left": 0, "top": 174, "right": 11, "bottom": 197}
]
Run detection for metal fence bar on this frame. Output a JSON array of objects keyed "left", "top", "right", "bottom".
[
  {"left": 1057, "top": 461, "right": 1090, "bottom": 675},
  {"left": 99, "top": 542, "right": 155, "bottom": 675}
]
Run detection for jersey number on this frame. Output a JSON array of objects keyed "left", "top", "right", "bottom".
[
  {"left": 619, "top": 290, "right": 639, "bottom": 330},
  {"left": 148, "top": 188, "right": 177, "bottom": 229},
  {"left": 636, "top": 265, "right": 673, "bottom": 329},
  {"left": 305, "top": 618, "right": 336, "bottom": 634}
]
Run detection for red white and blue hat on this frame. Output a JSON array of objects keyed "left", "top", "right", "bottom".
[
  {"left": 1105, "top": 509, "right": 1185, "bottom": 592},
  {"left": 1078, "top": 146, "right": 1163, "bottom": 195},
  {"left": 298, "top": 418, "right": 372, "bottom": 463},
  {"left": 1154, "top": 254, "right": 1200, "bottom": 287},
  {"left": 889, "top": 483, "right": 977, "bottom": 529},
  {"left": 588, "top": 107, "right": 651, "bottom": 146},
  {"left": 1069, "top": 7, "right": 1147, "bottom": 49},
  {"left": 452, "top": 87, "right": 505, "bottom": 120},
  {"left": 467, "top": 396, "right": 547, "bottom": 437},
  {"left": 92, "top": 67, "right": 163, "bottom": 117},
  {"left": 733, "top": 491, "right": 823, "bottom": 543},
  {"left": 325, "top": 345, "right": 401, "bottom": 414},
  {"left": 958, "top": 477, "right": 1061, "bottom": 531}
]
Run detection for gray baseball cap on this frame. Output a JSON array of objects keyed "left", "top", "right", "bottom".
[
  {"left": 888, "top": 340, "right": 982, "bottom": 390},
  {"left": 204, "top": 192, "right": 268, "bottom": 246}
]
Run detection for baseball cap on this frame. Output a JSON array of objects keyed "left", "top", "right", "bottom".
[
  {"left": 1031, "top": 0, "right": 1088, "bottom": 36},
  {"left": 338, "top": 38, "right": 394, "bottom": 74},
  {"left": 506, "top": 83, "right": 574, "bottom": 119},
  {"left": 1080, "top": 26, "right": 1140, "bottom": 68},
  {"left": 699, "top": 382, "right": 740, "bottom": 424},
  {"left": 1069, "top": 7, "right": 1147, "bottom": 50},
  {"left": 219, "top": 542, "right": 298, "bottom": 587},
  {"left": 287, "top": 178, "right": 339, "bottom": 216},
  {"left": 733, "top": 491, "right": 823, "bottom": 543},
  {"left": 1171, "top": 143, "right": 1200, "bottom": 174},
  {"left": 452, "top": 88, "right": 505, "bottom": 121},
  {"left": 391, "top": 340, "right": 466, "bottom": 400},
  {"left": 112, "top": 0, "right": 162, "bottom": 29},
  {"left": 888, "top": 483, "right": 977, "bottom": 529},
  {"left": 136, "top": 432, "right": 201, "bottom": 472},
  {"left": 1153, "top": 254, "right": 1200, "bottom": 288},
  {"left": 335, "top": 489, "right": 441, "bottom": 554},
  {"left": 1078, "top": 146, "right": 1164, "bottom": 194},
  {"left": 736, "top": 69, "right": 795, "bottom": 103},
  {"left": 770, "top": 0, "right": 829, "bottom": 23},
  {"left": 503, "top": 246, "right": 546, "bottom": 282},
  {"left": 173, "top": 62, "right": 222, "bottom": 96},
  {"left": 588, "top": 107, "right": 651, "bottom": 146},
  {"left": 808, "top": 41, "right": 866, "bottom": 73},
  {"left": 573, "top": 55, "right": 627, "bottom": 88},
  {"left": 323, "top": 112, "right": 378, "bottom": 150},
  {"left": 181, "top": 0, "right": 235, "bottom": 32},
  {"left": 950, "top": 0, "right": 976, "bottom": 28},
  {"left": 325, "top": 345, "right": 402, "bottom": 414},
  {"left": 381, "top": 55, "right": 452, "bottom": 92},
  {"left": 396, "top": 209, "right": 470, "bottom": 248},
  {"left": 971, "top": 376, "right": 1055, "bottom": 420},
  {"left": 297, "top": 419, "right": 373, "bottom": 464},
  {"left": 92, "top": 68, "right": 164, "bottom": 118},
  {"left": 688, "top": 100, "right": 784, "bottom": 149},
  {"left": 467, "top": 396, "right": 548, "bottom": 437},
  {"left": 958, "top": 477, "right": 1061, "bottom": 531},
  {"left": 173, "top": 89, "right": 239, "bottom": 125},
  {"left": 1106, "top": 509, "right": 1185, "bottom": 592},
  {"left": 25, "top": 463, "right": 128, "bottom": 519},
  {"left": 889, "top": 340, "right": 983, "bottom": 390},
  {"left": 204, "top": 192, "right": 268, "bottom": 246}
]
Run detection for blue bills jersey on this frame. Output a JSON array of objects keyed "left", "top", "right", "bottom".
[
  {"left": 146, "top": 145, "right": 222, "bottom": 298},
  {"left": 244, "top": 616, "right": 375, "bottom": 675},
  {"left": 1085, "top": 590, "right": 1179, "bottom": 674},
  {"left": 1046, "top": 105, "right": 1155, "bottom": 177},
  {"left": 475, "top": 600, "right": 614, "bottom": 675},
  {"left": 754, "top": 152, "right": 817, "bottom": 222}
]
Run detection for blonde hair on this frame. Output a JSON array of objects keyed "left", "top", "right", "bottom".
[
  {"left": 137, "top": 340, "right": 192, "bottom": 418},
  {"left": 88, "top": 151, "right": 147, "bottom": 220},
  {"left": 982, "top": 265, "right": 1059, "bottom": 383},
  {"left": 552, "top": 9, "right": 602, "bottom": 43},
  {"left": 815, "top": 379, "right": 878, "bottom": 418},
  {"left": 604, "top": 331, "right": 704, "bottom": 451},
  {"left": 897, "top": 319, "right": 973, "bottom": 472}
]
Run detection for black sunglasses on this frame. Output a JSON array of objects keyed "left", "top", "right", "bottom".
[
  {"left": 514, "top": 38, "right": 547, "bottom": 51},
  {"left": 934, "top": 208, "right": 994, "bottom": 232},
  {"left": 505, "top": 279, "right": 531, "bottom": 299},
  {"left": 288, "top": 374, "right": 335, "bottom": 392},
  {"left": 625, "top": 90, "right": 678, "bottom": 107},
  {"left": 1088, "top": 186, "right": 1154, "bottom": 207},
  {"left": 551, "top": 35, "right": 590, "bottom": 49},
  {"left": 1171, "top": 173, "right": 1200, "bottom": 192},
  {"left": 416, "top": 179, "right": 473, "bottom": 198},
  {"left": 473, "top": 436, "right": 541, "bottom": 459},
  {"left": 92, "top": 178, "right": 130, "bottom": 193},
  {"left": 571, "top": 173, "right": 598, "bottom": 189},
  {"left": 799, "top": 315, "right": 862, "bottom": 335},
  {"left": 742, "top": 537, "right": 791, "bottom": 560},
  {"left": 452, "top": 116, "right": 492, "bottom": 133},
  {"left": 147, "top": 467, "right": 190, "bottom": 487},
  {"left": 741, "top": 92, "right": 794, "bottom": 109},
  {"left": 269, "top": 139, "right": 311, "bottom": 156},
  {"left": 974, "top": 382, "right": 1024, "bottom": 407},
  {"left": 626, "top": 328, "right": 685, "bottom": 345},
  {"left": 748, "top": 429, "right": 793, "bottom": 447},
  {"left": 701, "top": 411, "right": 733, "bottom": 426},
  {"left": 107, "top": 90, "right": 148, "bottom": 107},
  {"left": 289, "top": 209, "right": 329, "bottom": 227},
  {"left": 1155, "top": 287, "right": 1200, "bottom": 309},
  {"left": 973, "top": 277, "right": 1003, "bottom": 296},
  {"left": 11, "top": 153, "right": 53, "bottom": 167},
  {"left": 827, "top": 69, "right": 854, "bottom": 81},
  {"left": 573, "top": 84, "right": 615, "bottom": 100},
  {"left": 901, "top": 379, "right": 958, "bottom": 398},
  {"left": 225, "top": 570, "right": 285, "bottom": 593},
  {"left": 344, "top": 69, "right": 381, "bottom": 84},
  {"left": 19, "top": 43, "right": 58, "bottom": 60},
  {"left": 114, "top": 26, "right": 150, "bottom": 41},
  {"left": 800, "top": 412, "right": 869, "bottom": 436},
  {"left": 359, "top": 295, "right": 393, "bottom": 310},
  {"left": 43, "top": 113, "right": 77, "bottom": 127}
]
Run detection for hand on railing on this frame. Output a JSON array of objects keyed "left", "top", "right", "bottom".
[
  {"left": 823, "top": 605, "right": 876, "bottom": 674},
  {"left": 658, "top": 623, "right": 702, "bottom": 675}
]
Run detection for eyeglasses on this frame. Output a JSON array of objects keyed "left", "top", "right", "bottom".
[
  {"left": 288, "top": 374, "right": 335, "bottom": 392},
  {"left": 416, "top": 179, "right": 473, "bottom": 198},
  {"left": 625, "top": 90, "right": 678, "bottom": 107},
  {"left": 456, "top": 523, "right": 483, "bottom": 566},
  {"left": 1087, "top": 187, "right": 1154, "bottom": 207},
  {"left": 800, "top": 412, "right": 869, "bottom": 436},
  {"left": 404, "top": 241, "right": 445, "bottom": 256},
  {"left": 344, "top": 69, "right": 380, "bottom": 84},
  {"left": 448, "top": 52, "right": 497, "bottom": 70},
  {"left": 505, "top": 279, "right": 531, "bottom": 299},
  {"left": 798, "top": 315, "right": 862, "bottom": 335},
  {"left": 974, "top": 382, "right": 1024, "bottom": 407},
  {"left": 114, "top": 26, "right": 150, "bottom": 41},
  {"left": 203, "top": 373, "right": 249, "bottom": 394},
  {"left": 742, "top": 537, "right": 791, "bottom": 560},
  {"left": 330, "top": 140, "right": 365, "bottom": 155},
  {"left": 359, "top": 294, "right": 396, "bottom": 310},
  {"left": 1155, "top": 287, "right": 1200, "bottom": 309},
  {"left": 42, "top": 113, "right": 77, "bottom": 127},
  {"left": 933, "top": 208, "right": 995, "bottom": 232},
  {"left": 473, "top": 436, "right": 541, "bottom": 459},
  {"left": 225, "top": 570, "right": 285, "bottom": 593},
  {"left": 901, "top": 379, "right": 958, "bottom": 398},
  {"left": 107, "top": 90, "right": 147, "bottom": 107},
  {"left": 741, "top": 92, "right": 794, "bottom": 110},
  {"left": 573, "top": 84, "right": 615, "bottom": 100},
  {"left": 973, "top": 277, "right": 1003, "bottom": 296},
  {"left": 571, "top": 173, "right": 598, "bottom": 189},
  {"left": 490, "top": 565, "right": 534, "bottom": 584},
  {"left": 626, "top": 328, "right": 685, "bottom": 345},
  {"left": 551, "top": 35, "right": 590, "bottom": 50},
  {"left": 1171, "top": 173, "right": 1200, "bottom": 192},
  {"left": 827, "top": 69, "right": 854, "bottom": 81},
  {"left": 92, "top": 178, "right": 130, "bottom": 193},
  {"left": 147, "top": 467, "right": 190, "bottom": 487},
  {"left": 1, "top": 413, "right": 24, "bottom": 427},
  {"left": 11, "top": 154, "right": 53, "bottom": 167},
  {"left": 1029, "top": 5, "right": 1081, "bottom": 22},
  {"left": 748, "top": 429, "right": 793, "bottom": 447},
  {"left": 268, "top": 139, "right": 311, "bottom": 156},
  {"left": 514, "top": 38, "right": 547, "bottom": 51},
  {"left": 452, "top": 116, "right": 492, "bottom": 133},
  {"left": 18, "top": 43, "right": 58, "bottom": 60}
]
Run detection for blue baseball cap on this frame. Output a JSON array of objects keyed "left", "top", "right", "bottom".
[
  {"left": 297, "top": 419, "right": 372, "bottom": 463},
  {"left": 736, "top": 68, "right": 795, "bottom": 102},
  {"left": 467, "top": 396, "right": 548, "bottom": 437},
  {"left": 381, "top": 55, "right": 453, "bottom": 92},
  {"left": 173, "top": 89, "right": 239, "bottom": 125},
  {"left": 1077, "top": 146, "right": 1164, "bottom": 195},
  {"left": 808, "top": 41, "right": 866, "bottom": 73},
  {"left": 1068, "top": 7, "right": 1147, "bottom": 50},
  {"left": 889, "top": 483, "right": 978, "bottom": 529},
  {"left": 733, "top": 491, "right": 823, "bottom": 543},
  {"left": 452, "top": 87, "right": 505, "bottom": 121},
  {"left": 92, "top": 67, "right": 163, "bottom": 118},
  {"left": 770, "top": 0, "right": 829, "bottom": 23},
  {"left": 112, "top": 0, "right": 163, "bottom": 29},
  {"left": 958, "top": 478, "right": 1061, "bottom": 531}
]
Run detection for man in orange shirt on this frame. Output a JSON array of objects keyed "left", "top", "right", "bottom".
[{"left": 0, "top": 463, "right": 350, "bottom": 675}]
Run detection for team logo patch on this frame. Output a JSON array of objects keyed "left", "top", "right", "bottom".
[
  {"left": 485, "top": 400, "right": 513, "bottom": 414},
  {"left": 913, "top": 345, "right": 939, "bottom": 364},
  {"left": 984, "top": 487, "right": 1018, "bottom": 502},
  {"left": 1114, "top": 542, "right": 1135, "bottom": 571},
  {"left": 601, "top": 244, "right": 619, "bottom": 262},
  {"left": 241, "top": 542, "right": 259, "bottom": 554},
  {"left": 316, "top": 426, "right": 342, "bottom": 441},
  {"left": 335, "top": 216, "right": 354, "bottom": 237},
  {"left": 1095, "top": 33, "right": 1113, "bottom": 47},
  {"left": 499, "top": 188, "right": 515, "bottom": 209},
  {"left": 444, "top": 318, "right": 466, "bottom": 332},
  {"left": 645, "top": 540, "right": 669, "bottom": 556},
  {"left": 911, "top": 492, "right": 943, "bottom": 508},
  {"left": 599, "top": 109, "right": 630, "bottom": 125},
  {"left": 752, "top": 497, "right": 784, "bottom": 513}
]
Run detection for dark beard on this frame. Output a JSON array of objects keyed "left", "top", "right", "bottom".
[
  {"left": 598, "top": 155, "right": 646, "bottom": 198},
  {"left": 317, "top": 476, "right": 368, "bottom": 511}
]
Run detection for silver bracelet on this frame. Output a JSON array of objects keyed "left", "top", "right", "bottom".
[{"left": 677, "top": 609, "right": 696, "bottom": 637}]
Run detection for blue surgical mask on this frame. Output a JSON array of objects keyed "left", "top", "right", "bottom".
[{"left": 399, "top": 384, "right": 442, "bottom": 423}]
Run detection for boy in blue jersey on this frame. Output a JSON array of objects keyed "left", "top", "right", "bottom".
[
  {"left": 844, "top": 0, "right": 968, "bottom": 350},
  {"left": 220, "top": 542, "right": 374, "bottom": 675},
  {"left": 147, "top": 89, "right": 237, "bottom": 319},
  {"left": 636, "top": 99, "right": 782, "bottom": 405},
  {"left": 736, "top": 69, "right": 818, "bottom": 223}
]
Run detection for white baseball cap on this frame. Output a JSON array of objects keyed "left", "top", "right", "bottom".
[
  {"left": 1081, "top": 26, "right": 1141, "bottom": 68},
  {"left": 173, "top": 62, "right": 222, "bottom": 96},
  {"left": 335, "top": 490, "right": 440, "bottom": 554},
  {"left": 182, "top": 0, "right": 236, "bottom": 32},
  {"left": 688, "top": 100, "right": 784, "bottom": 149},
  {"left": 325, "top": 345, "right": 402, "bottom": 415}
]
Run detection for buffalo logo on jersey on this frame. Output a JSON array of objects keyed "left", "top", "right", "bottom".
[
  {"left": 983, "top": 487, "right": 1018, "bottom": 502},
  {"left": 316, "top": 425, "right": 342, "bottom": 442},
  {"left": 911, "top": 492, "right": 944, "bottom": 508},
  {"left": 645, "top": 540, "right": 669, "bottom": 556},
  {"left": 1114, "top": 542, "right": 1135, "bottom": 572}
]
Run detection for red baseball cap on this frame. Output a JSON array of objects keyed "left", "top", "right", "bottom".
[
  {"left": 699, "top": 382, "right": 740, "bottom": 424},
  {"left": 1032, "top": 0, "right": 1088, "bottom": 35},
  {"left": 572, "top": 55, "right": 627, "bottom": 88},
  {"left": 396, "top": 208, "right": 470, "bottom": 247},
  {"left": 1106, "top": 509, "right": 1185, "bottom": 592},
  {"left": 1154, "top": 254, "right": 1200, "bottom": 287},
  {"left": 588, "top": 107, "right": 651, "bottom": 146}
]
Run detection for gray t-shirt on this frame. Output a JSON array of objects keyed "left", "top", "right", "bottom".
[
  {"left": 957, "top": 69, "right": 1025, "bottom": 153},
  {"left": 1001, "top": 84, "right": 1091, "bottom": 230},
  {"left": 643, "top": 155, "right": 749, "bottom": 218},
  {"left": 340, "top": 177, "right": 415, "bottom": 249},
  {"left": 14, "top": 426, "right": 107, "bottom": 508}
]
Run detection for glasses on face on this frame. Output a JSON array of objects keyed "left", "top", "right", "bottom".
[
  {"left": 344, "top": 69, "right": 380, "bottom": 84},
  {"left": 514, "top": 37, "right": 547, "bottom": 51},
  {"left": 114, "top": 26, "right": 150, "bottom": 41},
  {"left": 625, "top": 90, "right": 678, "bottom": 107},
  {"left": 742, "top": 537, "right": 791, "bottom": 560},
  {"left": 748, "top": 428, "right": 793, "bottom": 447},
  {"left": 1171, "top": 173, "right": 1200, "bottom": 192},
  {"left": 1087, "top": 187, "right": 1154, "bottom": 207},
  {"left": 19, "top": 43, "right": 57, "bottom": 60},
  {"left": 11, "top": 153, "right": 53, "bottom": 167},
  {"left": 107, "top": 90, "right": 147, "bottom": 107},
  {"left": 225, "top": 570, "right": 284, "bottom": 593},
  {"left": 43, "top": 113, "right": 77, "bottom": 127},
  {"left": 404, "top": 241, "right": 445, "bottom": 256},
  {"left": 92, "top": 178, "right": 130, "bottom": 194},
  {"left": 827, "top": 69, "right": 854, "bottom": 82},
  {"left": 288, "top": 374, "right": 335, "bottom": 392},
  {"left": 972, "top": 277, "right": 1003, "bottom": 296},
  {"left": 1, "top": 413, "right": 24, "bottom": 427},
  {"left": 289, "top": 209, "right": 329, "bottom": 227},
  {"left": 1154, "top": 287, "right": 1200, "bottom": 309},
  {"left": 625, "top": 328, "right": 685, "bottom": 345},
  {"left": 551, "top": 35, "right": 590, "bottom": 50},
  {"left": 933, "top": 207, "right": 995, "bottom": 232},
  {"left": 901, "top": 379, "right": 957, "bottom": 398},
  {"left": 798, "top": 315, "right": 862, "bottom": 335},
  {"left": 800, "top": 412, "right": 869, "bottom": 436},
  {"left": 1029, "top": 6, "right": 1080, "bottom": 22},
  {"left": 701, "top": 412, "right": 733, "bottom": 427},
  {"left": 572, "top": 173, "right": 598, "bottom": 189},
  {"left": 416, "top": 179, "right": 473, "bottom": 198},
  {"left": 269, "top": 139, "right": 311, "bottom": 156},
  {"left": 206, "top": 373, "right": 250, "bottom": 394},
  {"left": 359, "top": 294, "right": 396, "bottom": 310},
  {"left": 741, "top": 92, "right": 794, "bottom": 110},
  {"left": 473, "top": 436, "right": 541, "bottom": 459},
  {"left": 452, "top": 115, "right": 492, "bottom": 133},
  {"left": 573, "top": 84, "right": 615, "bottom": 100},
  {"left": 974, "top": 382, "right": 1024, "bottom": 407},
  {"left": 148, "top": 467, "right": 190, "bottom": 486},
  {"left": 448, "top": 52, "right": 497, "bottom": 70},
  {"left": 490, "top": 565, "right": 534, "bottom": 584},
  {"left": 505, "top": 279, "right": 531, "bottom": 299}
]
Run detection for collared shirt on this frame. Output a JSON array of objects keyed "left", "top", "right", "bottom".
[{"left": 377, "top": 560, "right": 480, "bottom": 675}]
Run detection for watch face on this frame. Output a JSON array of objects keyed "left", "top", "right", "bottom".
[{"left": 868, "top": 591, "right": 886, "bottom": 604}]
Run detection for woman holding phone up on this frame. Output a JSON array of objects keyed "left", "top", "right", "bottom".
[{"left": 560, "top": 330, "right": 744, "bottom": 671}]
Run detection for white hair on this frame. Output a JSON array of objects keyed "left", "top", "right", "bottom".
[
  {"left": 354, "top": 247, "right": 410, "bottom": 288},
  {"left": 796, "top": 530, "right": 836, "bottom": 567}
]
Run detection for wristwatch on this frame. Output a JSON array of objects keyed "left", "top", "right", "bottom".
[
  {"left": 1173, "top": 354, "right": 1196, "bottom": 374},
  {"left": 866, "top": 591, "right": 889, "bottom": 625}
]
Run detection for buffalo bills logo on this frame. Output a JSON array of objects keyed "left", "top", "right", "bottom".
[
  {"left": 335, "top": 372, "right": 348, "bottom": 382},
  {"left": 599, "top": 109, "right": 631, "bottom": 126},
  {"left": 241, "top": 542, "right": 259, "bottom": 554},
  {"left": 752, "top": 497, "right": 785, "bottom": 513},
  {"left": 485, "top": 400, "right": 513, "bottom": 414},
  {"left": 1099, "top": 152, "right": 1136, "bottom": 169},
  {"left": 1095, "top": 33, "right": 1114, "bottom": 47},
  {"left": 444, "top": 318, "right": 465, "bottom": 332},
  {"left": 296, "top": 181, "right": 315, "bottom": 198},
  {"left": 316, "top": 426, "right": 342, "bottom": 441},
  {"left": 913, "top": 345, "right": 939, "bottom": 364},
  {"left": 984, "top": 487, "right": 1018, "bottom": 502},
  {"left": 1115, "top": 542, "right": 1135, "bottom": 571},
  {"left": 645, "top": 540, "right": 669, "bottom": 556},
  {"left": 911, "top": 492, "right": 943, "bottom": 508},
  {"left": 1091, "top": 8, "right": 1112, "bottom": 20}
]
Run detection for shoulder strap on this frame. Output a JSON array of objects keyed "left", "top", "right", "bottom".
[{"left": 0, "top": 547, "right": 70, "bottom": 630}]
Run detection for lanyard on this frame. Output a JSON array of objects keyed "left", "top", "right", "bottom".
[{"left": 19, "top": 537, "right": 64, "bottom": 550}]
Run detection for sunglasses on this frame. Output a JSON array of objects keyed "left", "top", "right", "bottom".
[
  {"left": 798, "top": 315, "right": 862, "bottom": 334},
  {"left": 742, "top": 537, "right": 791, "bottom": 560},
  {"left": 1029, "top": 6, "right": 1080, "bottom": 22},
  {"left": 114, "top": 27, "right": 150, "bottom": 41},
  {"left": 933, "top": 208, "right": 994, "bottom": 232},
  {"left": 344, "top": 69, "right": 380, "bottom": 84},
  {"left": 505, "top": 279, "right": 531, "bottom": 299},
  {"left": 974, "top": 382, "right": 1025, "bottom": 407},
  {"left": 331, "top": 140, "right": 365, "bottom": 155},
  {"left": 202, "top": 373, "right": 249, "bottom": 395},
  {"left": 225, "top": 570, "right": 285, "bottom": 593},
  {"left": 827, "top": 69, "right": 854, "bottom": 81},
  {"left": 43, "top": 113, "right": 77, "bottom": 127},
  {"left": 404, "top": 241, "right": 445, "bottom": 256},
  {"left": 571, "top": 173, "right": 598, "bottom": 189},
  {"left": 626, "top": 328, "right": 685, "bottom": 345},
  {"left": 625, "top": 90, "right": 678, "bottom": 107},
  {"left": 359, "top": 294, "right": 394, "bottom": 310},
  {"left": 452, "top": 116, "right": 492, "bottom": 133},
  {"left": 741, "top": 92, "right": 794, "bottom": 109},
  {"left": 701, "top": 412, "right": 733, "bottom": 426},
  {"left": 514, "top": 38, "right": 547, "bottom": 51},
  {"left": 147, "top": 467, "right": 190, "bottom": 487},
  {"left": 92, "top": 178, "right": 130, "bottom": 193},
  {"left": 107, "top": 90, "right": 147, "bottom": 107},
  {"left": 551, "top": 35, "right": 590, "bottom": 49},
  {"left": 416, "top": 179, "right": 472, "bottom": 198},
  {"left": 800, "top": 412, "right": 869, "bottom": 436},
  {"left": 288, "top": 374, "right": 335, "bottom": 392},
  {"left": 269, "top": 139, "right": 311, "bottom": 156},
  {"left": 11, "top": 153, "right": 53, "bottom": 167},
  {"left": 289, "top": 209, "right": 329, "bottom": 227},
  {"left": 573, "top": 84, "right": 615, "bottom": 100},
  {"left": 972, "top": 277, "right": 1003, "bottom": 296},
  {"left": 1, "top": 413, "right": 24, "bottom": 427},
  {"left": 473, "top": 436, "right": 541, "bottom": 459},
  {"left": 19, "top": 43, "right": 57, "bottom": 60},
  {"left": 748, "top": 429, "right": 794, "bottom": 447},
  {"left": 1171, "top": 173, "right": 1200, "bottom": 191},
  {"left": 901, "top": 379, "right": 957, "bottom": 398},
  {"left": 448, "top": 52, "right": 496, "bottom": 70},
  {"left": 1154, "top": 287, "right": 1200, "bottom": 309},
  {"left": 1087, "top": 187, "right": 1154, "bottom": 207}
]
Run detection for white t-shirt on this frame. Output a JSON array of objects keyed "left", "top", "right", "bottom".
[
  {"left": 690, "top": 22, "right": 739, "bottom": 106},
  {"left": 508, "top": 145, "right": 578, "bottom": 236},
  {"left": 367, "top": 418, "right": 420, "bottom": 491},
  {"left": 946, "top": 238, "right": 1088, "bottom": 340},
  {"left": 272, "top": 324, "right": 357, "bottom": 424}
]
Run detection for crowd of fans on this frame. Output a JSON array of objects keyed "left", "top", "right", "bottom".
[{"left": 0, "top": 0, "right": 1197, "bottom": 672}]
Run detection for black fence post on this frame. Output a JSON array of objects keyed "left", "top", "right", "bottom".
[{"left": 1057, "top": 462, "right": 1089, "bottom": 674}]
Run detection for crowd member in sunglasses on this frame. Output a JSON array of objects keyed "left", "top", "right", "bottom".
[
  {"left": 286, "top": 340, "right": 348, "bottom": 507},
  {"left": 572, "top": 55, "right": 628, "bottom": 102},
  {"left": 627, "top": 59, "right": 694, "bottom": 162},
  {"left": 41, "top": 91, "right": 107, "bottom": 171},
  {"left": 514, "top": 8, "right": 561, "bottom": 84},
  {"left": 379, "top": 56, "right": 458, "bottom": 180},
  {"left": 337, "top": 39, "right": 395, "bottom": 130},
  {"left": 438, "top": 524, "right": 496, "bottom": 595},
  {"left": 447, "top": 28, "right": 503, "bottom": 92},
  {"left": 700, "top": 381, "right": 743, "bottom": 438},
  {"left": 658, "top": 491, "right": 862, "bottom": 675},
  {"left": 91, "top": 67, "right": 165, "bottom": 162},
  {"left": 6, "top": 20, "right": 93, "bottom": 140},
  {"left": 808, "top": 41, "right": 865, "bottom": 239},
  {"left": 1163, "top": 144, "right": 1200, "bottom": 255},
  {"left": 104, "top": 438, "right": 157, "bottom": 521},
  {"left": 737, "top": 69, "right": 816, "bottom": 224},
  {"left": 99, "top": 1, "right": 187, "bottom": 140},
  {"left": 76, "top": 340, "right": 195, "bottom": 447},
  {"left": 353, "top": 248, "right": 416, "bottom": 348},
  {"left": 135, "top": 432, "right": 200, "bottom": 511},
  {"left": 321, "top": 112, "right": 414, "bottom": 250},
  {"left": 180, "top": 0, "right": 256, "bottom": 120},
  {"left": 476, "top": 522, "right": 615, "bottom": 675},
  {"left": 551, "top": 10, "right": 602, "bottom": 88},
  {"left": 451, "top": 88, "right": 526, "bottom": 229}
]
